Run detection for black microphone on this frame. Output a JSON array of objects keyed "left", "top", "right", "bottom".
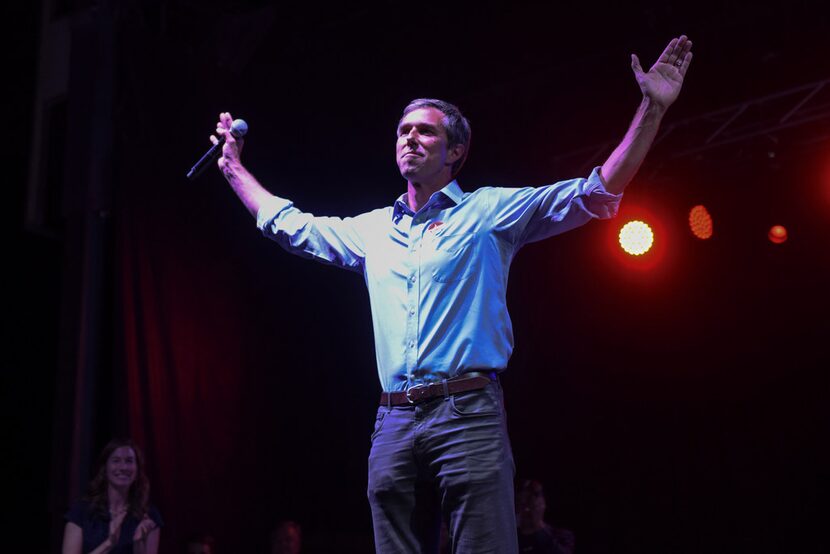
[{"left": 187, "top": 118, "right": 249, "bottom": 180}]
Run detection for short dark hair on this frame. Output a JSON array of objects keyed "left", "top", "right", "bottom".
[
  {"left": 516, "top": 478, "right": 544, "bottom": 496},
  {"left": 401, "top": 98, "right": 472, "bottom": 177}
]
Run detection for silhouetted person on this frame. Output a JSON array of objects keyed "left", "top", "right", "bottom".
[
  {"left": 516, "top": 479, "right": 574, "bottom": 554},
  {"left": 270, "top": 520, "right": 301, "bottom": 554},
  {"left": 62, "top": 439, "right": 162, "bottom": 554},
  {"left": 187, "top": 534, "right": 216, "bottom": 554}
]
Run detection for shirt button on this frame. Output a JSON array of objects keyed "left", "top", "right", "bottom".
[
  {"left": 410, "top": 275, "right": 416, "bottom": 283},
  {"left": 408, "top": 341, "right": 415, "bottom": 349},
  {"left": 409, "top": 308, "right": 415, "bottom": 316}
]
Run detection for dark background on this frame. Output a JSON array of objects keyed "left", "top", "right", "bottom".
[{"left": 7, "top": 1, "right": 829, "bottom": 552}]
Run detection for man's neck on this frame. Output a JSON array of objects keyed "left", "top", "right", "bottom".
[{"left": 406, "top": 177, "right": 452, "bottom": 212}]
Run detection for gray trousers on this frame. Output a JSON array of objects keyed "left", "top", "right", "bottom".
[{"left": 367, "top": 381, "right": 518, "bottom": 554}]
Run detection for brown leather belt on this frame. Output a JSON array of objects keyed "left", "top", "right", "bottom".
[{"left": 380, "top": 371, "right": 497, "bottom": 406}]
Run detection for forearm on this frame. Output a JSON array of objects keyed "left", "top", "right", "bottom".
[
  {"left": 133, "top": 532, "right": 159, "bottom": 554},
  {"left": 88, "top": 539, "right": 115, "bottom": 554},
  {"left": 221, "top": 160, "right": 275, "bottom": 219},
  {"left": 62, "top": 522, "right": 114, "bottom": 554},
  {"left": 600, "top": 96, "right": 666, "bottom": 195}
]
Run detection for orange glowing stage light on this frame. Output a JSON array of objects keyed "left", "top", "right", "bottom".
[
  {"left": 768, "top": 224, "right": 788, "bottom": 244},
  {"left": 689, "top": 205, "right": 713, "bottom": 239},
  {"left": 618, "top": 220, "right": 654, "bottom": 255}
]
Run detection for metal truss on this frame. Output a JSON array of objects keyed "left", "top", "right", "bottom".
[{"left": 555, "top": 78, "right": 830, "bottom": 176}]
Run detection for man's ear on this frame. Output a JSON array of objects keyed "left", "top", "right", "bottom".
[{"left": 447, "top": 143, "right": 465, "bottom": 165}]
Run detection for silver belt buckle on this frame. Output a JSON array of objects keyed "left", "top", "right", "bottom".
[{"left": 405, "top": 383, "right": 427, "bottom": 404}]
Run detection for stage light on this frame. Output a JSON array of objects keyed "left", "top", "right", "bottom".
[
  {"left": 689, "top": 205, "right": 713, "bottom": 239},
  {"left": 768, "top": 224, "right": 787, "bottom": 244},
  {"left": 619, "top": 220, "right": 654, "bottom": 255}
]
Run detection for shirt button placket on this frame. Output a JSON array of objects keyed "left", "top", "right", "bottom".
[{"left": 404, "top": 226, "right": 421, "bottom": 381}]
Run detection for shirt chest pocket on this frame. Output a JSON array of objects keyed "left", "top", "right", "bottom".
[{"left": 423, "top": 232, "right": 477, "bottom": 283}]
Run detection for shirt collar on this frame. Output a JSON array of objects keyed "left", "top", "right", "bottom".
[{"left": 392, "top": 180, "right": 464, "bottom": 222}]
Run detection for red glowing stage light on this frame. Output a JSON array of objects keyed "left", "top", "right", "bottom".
[
  {"left": 619, "top": 220, "right": 654, "bottom": 255},
  {"left": 768, "top": 224, "right": 788, "bottom": 244},
  {"left": 688, "top": 205, "right": 713, "bottom": 239}
]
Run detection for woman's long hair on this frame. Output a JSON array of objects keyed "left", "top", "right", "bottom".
[{"left": 84, "top": 438, "right": 150, "bottom": 519}]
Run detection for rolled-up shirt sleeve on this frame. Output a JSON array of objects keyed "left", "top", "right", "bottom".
[
  {"left": 256, "top": 195, "right": 366, "bottom": 272},
  {"left": 491, "top": 166, "right": 622, "bottom": 248}
]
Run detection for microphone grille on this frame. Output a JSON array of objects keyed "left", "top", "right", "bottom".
[{"left": 230, "top": 119, "right": 249, "bottom": 138}]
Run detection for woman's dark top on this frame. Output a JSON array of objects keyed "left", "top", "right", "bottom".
[{"left": 65, "top": 500, "right": 163, "bottom": 554}]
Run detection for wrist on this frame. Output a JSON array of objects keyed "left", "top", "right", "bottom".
[
  {"left": 638, "top": 95, "right": 667, "bottom": 125},
  {"left": 641, "top": 93, "right": 667, "bottom": 111},
  {"left": 222, "top": 159, "right": 244, "bottom": 180}
]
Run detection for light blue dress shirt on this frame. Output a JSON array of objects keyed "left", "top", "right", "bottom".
[{"left": 256, "top": 167, "right": 622, "bottom": 392}]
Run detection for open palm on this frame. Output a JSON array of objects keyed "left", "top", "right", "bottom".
[{"left": 632, "top": 35, "right": 693, "bottom": 109}]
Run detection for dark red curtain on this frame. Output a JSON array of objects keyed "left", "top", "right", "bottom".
[{"left": 114, "top": 123, "right": 379, "bottom": 552}]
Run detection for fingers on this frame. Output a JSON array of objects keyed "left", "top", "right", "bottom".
[
  {"left": 212, "top": 111, "right": 244, "bottom": 163},
  {"left": 656, "top": 35, "right": 692, "bottom": 69},
  {"left": 215, "top": 125, "right": 236, "bottom": 147},
  {"left": 212, "top": 112, "right": 232, "bottom": 146},
  {"left": 133, "top": 515, "right": 157, "bottom": 541},
  {"left": 671, "top": 36, "right": 693, "bottom": 76},
  {"left": 215, "top": 112, "right": 234, "bottom": 135},
  {"left": 670, "top": 36, "right": 691, "bottom": 67},
  {"left": 681, "top": 39, "right": 693, "bottom": 57},
  {"left": 216, "top": 114, "right": 227, "bottom": 131},
  {"left": 674, "top": 36, "right": 692, "bottom": 65},
  {"left": 656, "top": 37, "right": 678, "bottom": 65},
  {"left": 631, "top": 53, "right": 643, "bottom": 76},
  {"left": 679, "top": 51, "right": 694, "bottom": 77}
]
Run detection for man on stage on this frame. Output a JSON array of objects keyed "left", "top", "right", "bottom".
[{"left": 212, "top": 35, "right": 693, "bottom": 554}]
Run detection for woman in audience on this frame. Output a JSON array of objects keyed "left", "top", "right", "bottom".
[{"left": 62, "top": 438, "right": 162, "bottom": 554}]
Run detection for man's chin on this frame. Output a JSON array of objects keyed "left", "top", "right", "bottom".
[{"left": 398, "top": 167, "right": 420, "bottom": 182}]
